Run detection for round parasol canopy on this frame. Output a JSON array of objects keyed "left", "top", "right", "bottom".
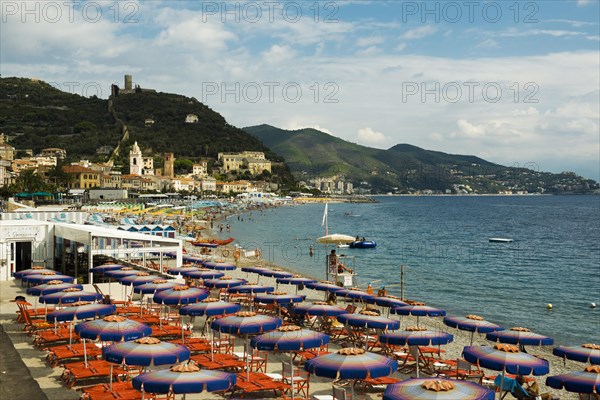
[
  {"left": 251, "top": 325, "right": 330, "bottom": 352},
  {"left": 305, "top": 347, "right": 398, "bottom": 379},
  {"left": 14, "top": 267, "right": 55, "bottom": 279},
  {"left": 153, "top": 285, "right": 209, "bottom": 305},
  {"left": 27, "top": 282, "right": 83, "bottom": 296},
  {"left": 211, "top": 311, "right": 281, "bottom": 335},
  {"left": 291, "top": 302, "right": 348, "bottom": 317},
  {"left": 546, "top": 365, "right": 600, "bottom": 395},
  {"left": 202, "top": 277, "right": 246, "bottom": 289},
  {"left": 383, "top": 377, "right": 494, "bottom": 400},
  {"left": 444, "top": 315, "right": 502, "bottom": 334},
  {"left": 392, "top": 305, "right": 446, "bottom": 317},
  {"left": 132, "top": 363, "right": 236, "bottom": 394},
  {"left": 203, "top": 261, "right": 236, "bottom": 271},
  {"left": 241, "top": 266, "right": 268, "bottom": 274},
  {"left": 39, "top": 289, "right": 102, "bottom": 305},
  {"left": 380, "top": 327, "right": 454, "bottom": 346},
  {"left": 104, "top": 337, "right": 190, "bottom": 366},
  {"left": 133, "top": 280, "right": 180, "bottom": 295},
  {"left": 254, "top": 292, "right": 305, "bottom": 305},
  {"left": 338, "top": 311, "right": 400, "bottom": 330},
  {"left": 336, "top": 288, "right": 376, "bottom": 302},
  {"left": 553, "top": 344, "right": 600, "bottom": 365},
  {"left": 179, "top": 299, "right": 241, "bottom": 317},
  {"left": 276, "top": 275, "right": 316, "bottom": 286},
  {"left": 166, "top": 266, "right": 200, "bottom": 276},
  {"left": 104, "top": 268, "right": 140, "bottom": 279},
  {"left": 486, "top": 327, "right": 553, "bottom": 346},
  {"left": 119, "top": 273, "right": 162, "bottom": 287},
  {"left": 316, "top": 234, "right": 356, "bottom": 244},
  {"left": 462, "top": 344, "right": 550, "bottom": 375},
  {"left": 89, "top": 264, "right": 125, "bottom": 274},
  {"left": 256, "top": 269, "right": 293, "bottom": 279},
  {"left": 181, "top": 269, "right": 224, "bottom": 280},
  {"left": 75, "top": 315, "right": 151, "bottom": 341},
  {"left": 23, "top": 273, "right": 74, "bottom": 285},
  {"left": 367, "top": 296, "right": 409, "bottom": 308},
  {"left": 305, "top": 281, "right": 345, "bottom": 293},
  {"left": 46, "top": 302, "right": 116, "bottom": 322},
  {"left": 227, "top": 284, "right": 274, "bottom": 294}
]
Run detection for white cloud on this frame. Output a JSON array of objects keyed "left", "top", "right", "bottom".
[
  {"left": 262, "top": 44, "right": 296, "bottom": 64},
  {"left": 500, "top": 29, "right": 584, "bottom": 38},
  {"left": 357, "top": 127, "right": 390, "bottom": 146},
  {"left": 356, "top": 36, "right": 385, "bottom": 47},
  {"left": 577, "top": 0, "right": 591, "bottom": 6},
  {"left": 283, "top": 122, "right": 334, "bottom": 135},
  {"left": 402, "top": 26, "right": 437, "bottom": 40},
  {"left": 394, "top": 43, "right": 407, "bottom": 51},
  {"left": 475, "top": 38, "right": 499, "bottom": 49}
]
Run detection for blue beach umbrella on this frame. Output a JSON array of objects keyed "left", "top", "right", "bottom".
[
  {"left": 103, "top": 268, "right": 140, "bottom": 279},
  {"left": 75, "top": 315, "right": 152, "bottom": 342},
  {"left": 46, "top": 302, "right": 116, "bottom": 322},
  {"left": 39, "top": 289, "right": 102, "bottom": 305},
  {"left": 89, "top": 264, "right": 125, "bottom": 275},
  {"left": 277, "top": 275, "right": 316, "bottom": 293},
  {"left": 202, "top": 277, "right": 246, "bottom": 289},
  {"left": 383, "top": 377, "right": 494, "bottom": 400},
  {"left": 546, "top": 365, "right": 600, "bottom": 396},
  {"left": 133, "top": 279, "right": 180, "bottom": 295},
  {"left": 203, "top": 261, "right": 236, "bottom": 271},
  {"left": 291, "top": 302, "right": 349, "bottom": 317},
  {"left": 553, "top": 344, "right": 600, "bottom": 365},
  {"left": 14, "top": 267, "right": 55, "bottom": 279},
  {"left": 228, "top": 284, "right": 274, "bottom": 294},
  {"left": 181, "top": 269, "right": 224, "bottom": 280},
  {"left": 338, "top": 311, "right": 401, "bottom": 330},
  {"left": 153, "top": 285, "right": 209, "bottom": 306},
  {"left": 132, "top": 364, "right": 236, "bottom": 396},
  {"left": 104, "top": 336, "right": 190, "bottom": 367},
  {"left": 180, "top": 299, "right": 241, "bottom": 317},
  {"left": 444, "top": 315, "right": 503, "bottom": 345},
  {"left": 27, "top": 281, "right": 83, "bottom": 296},
  {"left": 211, "top": 311, "right": 282, "bottom": 335},
  {"left": 166, "top": 265, "right": 201, "bottom": 276},
  {"left": 119, "top": 273, "right": 162, "bottom": 287},
  {"left": 486, "top": 327, "right": 553, "bottom": 347},
  {"left": 23, "top": 273, "right": 74, "bottom": 285},
  {"left": 305, "top": 281, "right": 345, "bottom": 293},
  {"left": 392, "top": 305, "right": 446, "bottom": 326},
  {"left": 463, "top": 344, "right": 550, "bottom": 376},
  {"left": 368, "top": 296, "right": 409, "bottom": 308},
  {"left": 336, "top": 288, "right": 376, "bottom": 302}
]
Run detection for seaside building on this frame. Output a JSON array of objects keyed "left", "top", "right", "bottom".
[
  {"left": 0, "top": 215, "right": 182, "bottom": 282},
  {"left": 192, "top": 162, "right": 208, "bottom": 177},
  {"left": 40, "top": 148, "right": 66, "bottom": 160},
  {"left": 62, "top": 165, "right": 101, "bottom": 189},
  {"left": 217, "top": 151, "right": 271, "bottom": 175}
]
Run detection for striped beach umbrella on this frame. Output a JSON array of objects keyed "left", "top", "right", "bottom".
[
  {"left": 39, "top": 288, "right": 102, "bottom": 305},
  {"left": 23, "top": 273, "right": 74, "bottom": 285},
  {"left": 133, "top": 279, "right": 180, "bottom": 295},
  {"left": 254, "top": 292, "right": 305, "bottom": 305},
  {"left": 305, "top": 281, "right": 345, "bottom": 293},
  {"left": 103, "top": 268, "right": 140, "bottom": 279},
  {"left": 75, "top": 315, "right": 151, "bottom": 342},
  {"left": 132, "top": 363, "right": 236, "bottom": 395},
  {"left": 166, "top": 266, "right": 200, "bottom": 276},
  {"left": 251, "top": 324, "right": 330, "bottom": 352},
  {"left": 203, "top": 261, "right": 236, "bottom": 271},
  {"left": 380, "top": 327, "right": 453, "bottom": 377},
  {"left": 305, "top": 347, "right": 398, "bottom": 380},
  {"left": 228, "top": 284, "right": 274, "bottom": 294},
  {"left": 211, "top": 311, "right": 282, "bottom": 335},
  {"left": 103, "top": 336, "right": 190, "bottom": 366},
  {"left": 46, "top": 302, "right": 116, "bottom": 322},
  {"left": 203, "top": 277, "right": 246, "bottom": 289},
  {"left": 444, "top": 315, "right": 503, "bottom": 345},
  {"left": 486, "top": 327, "right": 553, "bottom": 347},
  {"left": 181, "top": 269, "right": 224, "bottom": 280},
  {"left": 153, "top": 285, "right": 209, "bottom": 306},
  {"left": 383, "top": 378, "right": 494, "bottom": 400},
  {"left": 392, "top": 305, "right": 446, "bottom": 326},
  {"left": 336, "top": 288, "right": 376, "bottom": 302},
  {"left": 14, "top": 267, "right": 55, "bottom": 279},
  {"left": 546, "top": 365, "right": 600, "bottom": 396},
  {"left": 553, "top": 344, "right": 600, "bottom": 365},
  {"left": 27, "top": 281, "right": 83, "bottom": 296},
  {"left": 119, "top": 273, "right": 162, "bottom": 287},
  {"left": 462, "top": 344, "right": 550, "bottom": 375},
  {"left": 89, "top": 264, "right": 125, "bottom": 275},
  {"left": 338, "top": 311, "right": 400, "bottom": 330},
  {"left": 180, "top": 299, "right": 241, "bottom": 317},
  {"left": 291, "top": 302, "right": 348, "bottom": 317}
]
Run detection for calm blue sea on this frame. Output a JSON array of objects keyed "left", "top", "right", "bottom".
[{"left": 221, "top": 195, "right": 600, "bottom": 346}]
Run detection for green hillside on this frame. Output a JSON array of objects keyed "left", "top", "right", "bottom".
[{"left": 244, "top": 124, "right": 598, "bottom": 194}]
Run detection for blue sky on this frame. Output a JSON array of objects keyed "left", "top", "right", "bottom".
[{"left": 1, "top": 0, "right": 599, "bottom": 179}]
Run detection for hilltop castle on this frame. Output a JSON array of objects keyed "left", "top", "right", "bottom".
[{"left": 111, "top": 75, "right": 156, "bottom": 97}]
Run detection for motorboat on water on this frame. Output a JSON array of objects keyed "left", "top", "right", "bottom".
[
  {"left": 489, "top": 237, "right": 513, "bottom": 243},
  {"left": 349, "top": 240, "right": 377, "bottom": 248}
]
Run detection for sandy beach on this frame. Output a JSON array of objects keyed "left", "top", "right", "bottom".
[{"left": 0, "top": 217, "right": 587, "bottom": 400}]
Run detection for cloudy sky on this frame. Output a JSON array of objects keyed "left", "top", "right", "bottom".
[{"left": 2, "top": 0, "right": 599, "bottom": 179}]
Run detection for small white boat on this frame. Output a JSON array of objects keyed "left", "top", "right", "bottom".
[
  {"left": 489, "top": 238, "right": 514, "bottom": 243},
  {"left": 337, "top": 244, "right": 350, "bottom": 248}
]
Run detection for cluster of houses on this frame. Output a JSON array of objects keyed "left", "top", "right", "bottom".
[{"left": 0, "top": 133, "right": 276, "bottom": 196}]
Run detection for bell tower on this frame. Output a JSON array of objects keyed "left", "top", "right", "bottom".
[{"left": 129, "top": 141, "right": 143, "bottom": 175}]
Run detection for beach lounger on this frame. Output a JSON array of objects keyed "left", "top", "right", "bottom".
[
  {"left": 435, "top": 358, "right": 484, "bottom": 382},
  {"left": 46, "top": 343, "right": 102, "bottom": 367},
  {"left": 61, "top": 360, "right": 129, "bottom": 388}
]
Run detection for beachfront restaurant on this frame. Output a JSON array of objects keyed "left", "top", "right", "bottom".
[{"left": 0, "top": 219, "right": 182, "bottom": 283}]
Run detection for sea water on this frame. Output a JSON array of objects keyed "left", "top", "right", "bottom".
[{"left": 222, "top": 195, "right": 600, "bottom": 346}]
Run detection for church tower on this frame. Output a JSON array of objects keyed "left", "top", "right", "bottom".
[{"left": 129, "top": 141, "right": 143, "bottom": 175}]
